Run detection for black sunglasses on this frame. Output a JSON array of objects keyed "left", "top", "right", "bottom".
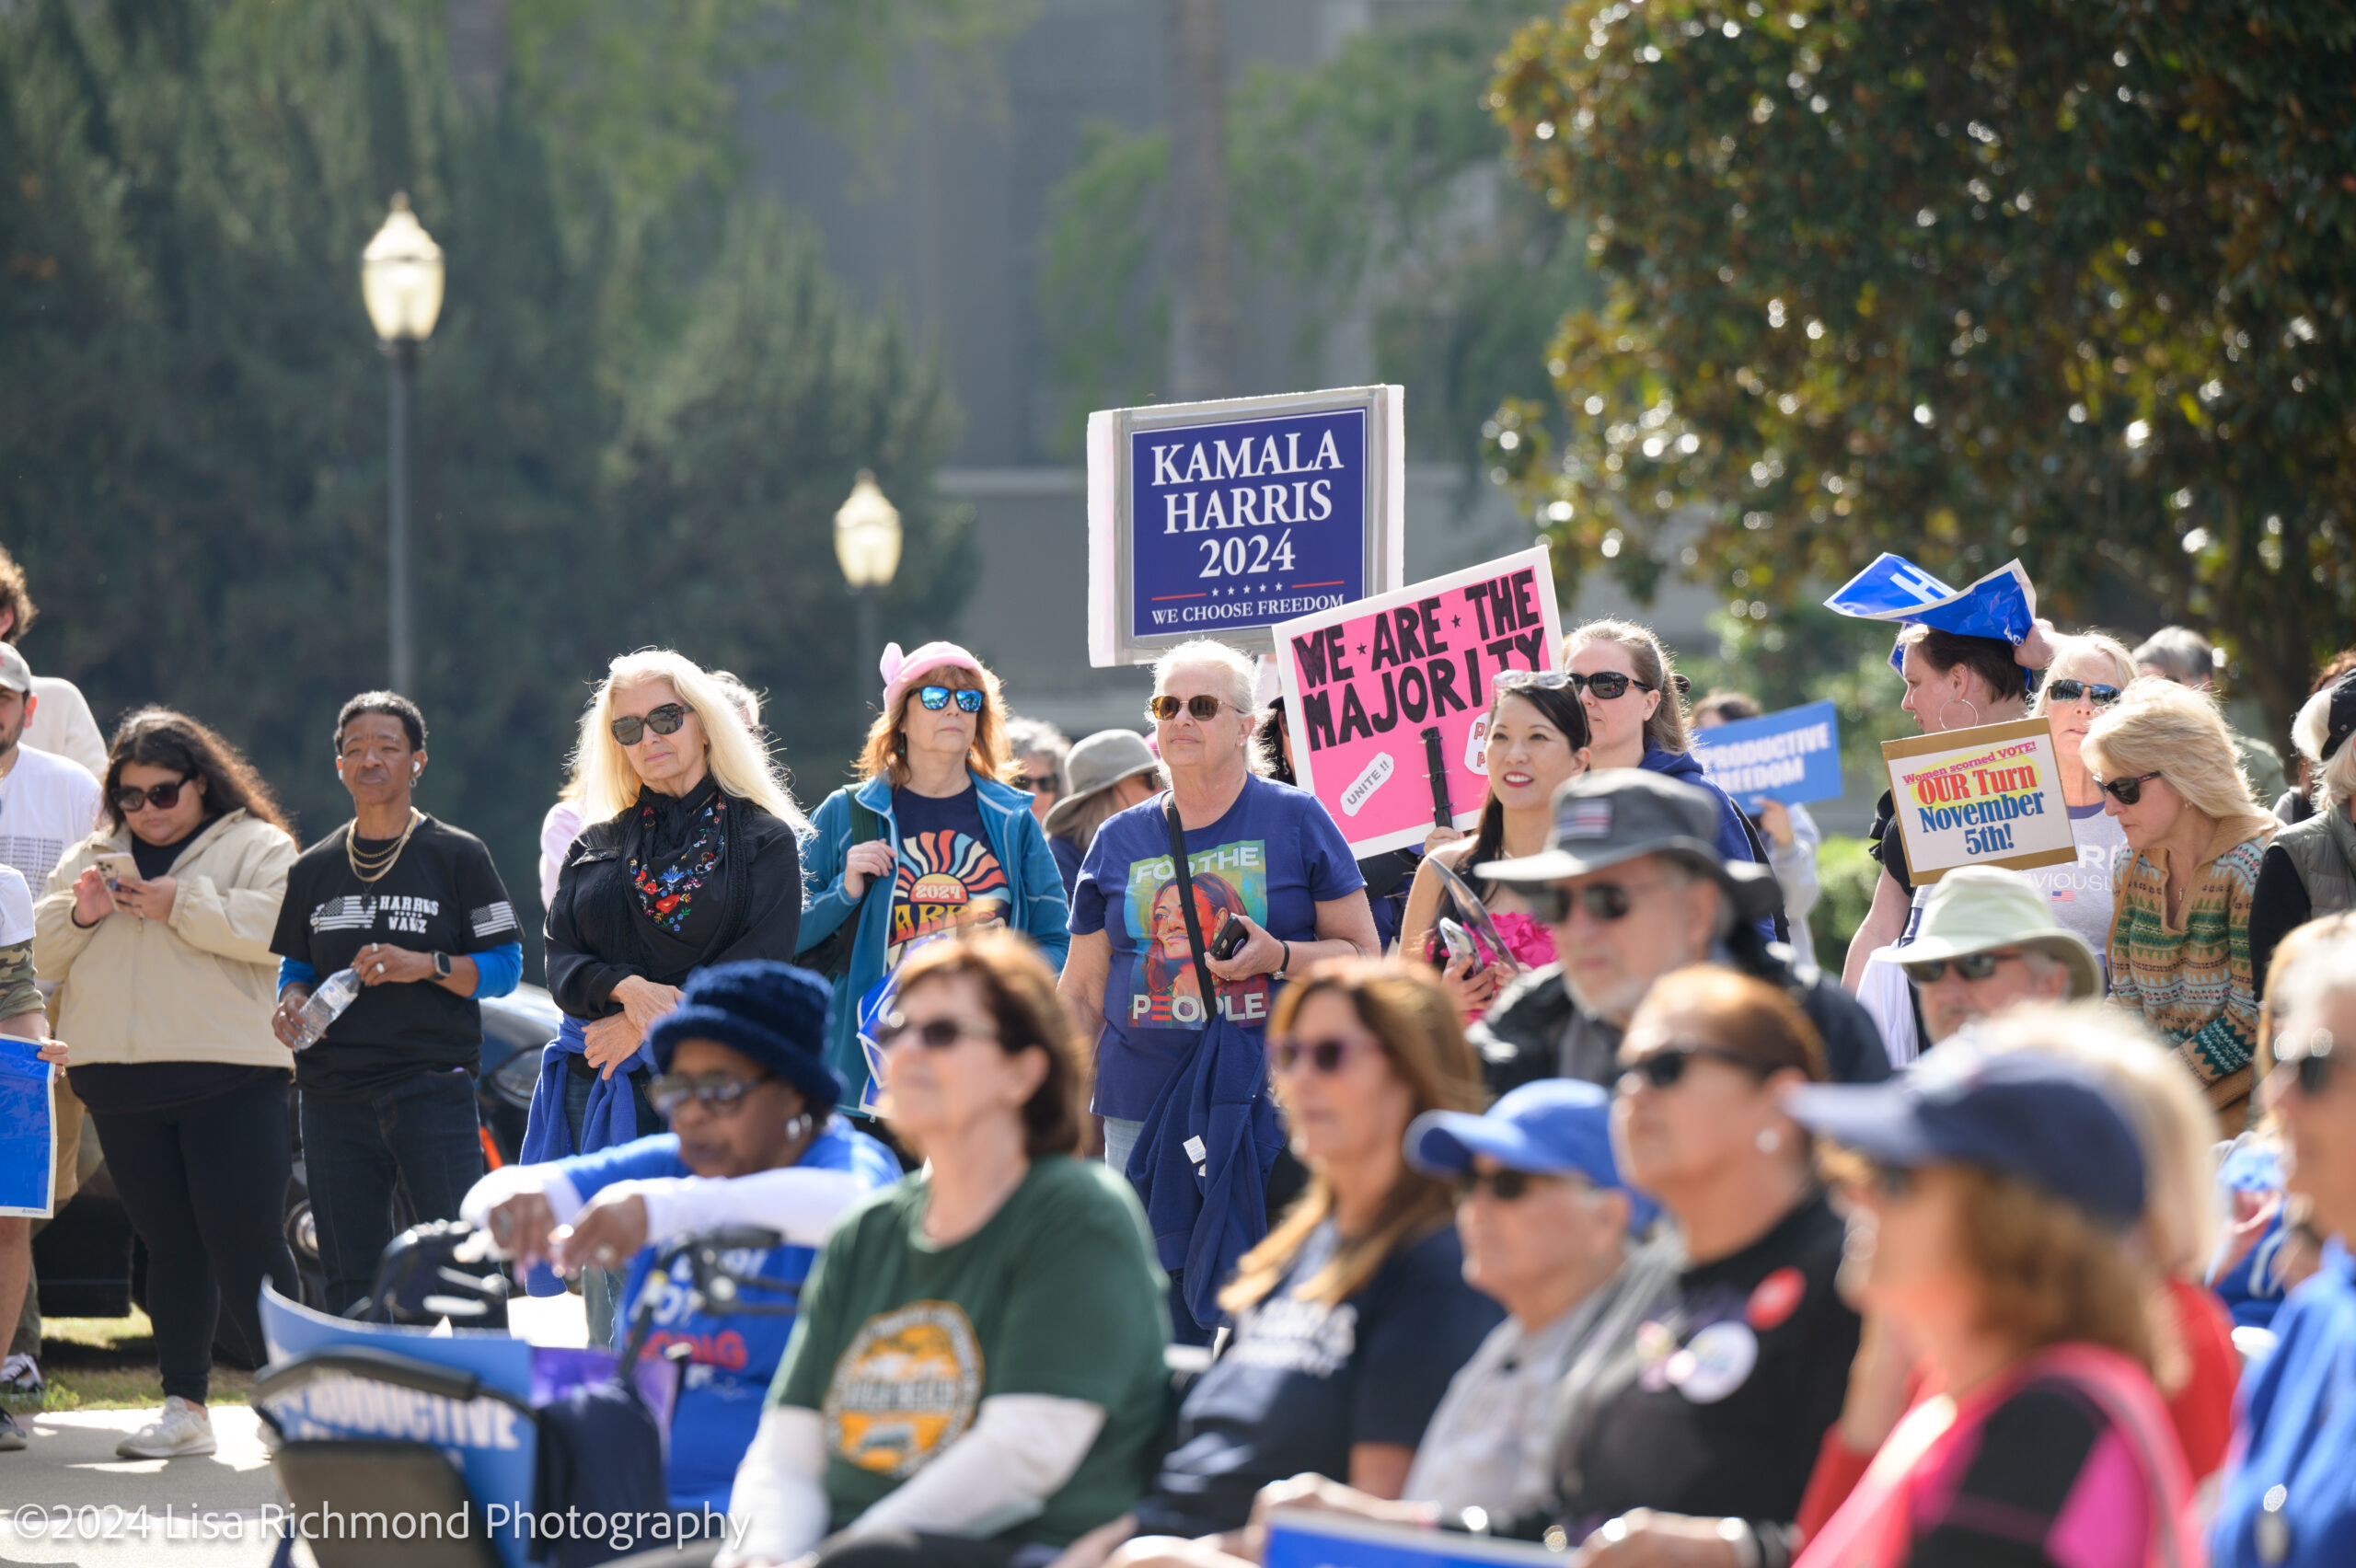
[
  {"left": 1900, "top": 949, "right": 2027, "bottom": 986},
  {"left": 114, "top": 774, "right": 196, "bottom": 814},
  {"left": 1269, "top": 1036, "right": 1369, "bottom": 1075},
  {"left": 1564, "top": 671, "right": 1657, "bottom": 701},
  {"left": 610, "top": 703, "right": 693, "bottom": 746},
  {"left": 1621, "top": 1041, "right": 1765, "bottom": 1091},
  {"left": 1014, "top": 774, "right": 1060, "bottom": 794},
  {"left": 1148, "top": 694, "right": 1229, "bottom": 722},
  {"left": 874, "top": 1014, "right": 1001, "bottom": 1050},
  {"left": 2046, "top": 679, "right": 2123, "bottom": 707},
  {"left": 2097, "top": 771, "right": 2165, "bottom": 806},
  {"left": 918, "top": 686, "right": 986, "bottom": 713},
  {"left": 1868, "top": 1164, "right": 1917, "bottom": 1201},
  {"left": 1457, "top": 1169, "right": 1550, "bottom": 1203},
  {"left": 1525, "top": 878, "right": 1667, "bottom": 925},
  {"left": 2279, "top": 1036, "right": 2339, "bottom": 1099},
  {"left": 648, "top": 1071, "right": 771, "bottom": 1118}
]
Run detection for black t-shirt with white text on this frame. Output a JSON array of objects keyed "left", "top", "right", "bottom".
[{"left": 270, "top": 815, "right": 520, "bottom": 1101}]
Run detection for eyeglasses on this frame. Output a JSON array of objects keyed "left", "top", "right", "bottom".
[
  {"left": 648, "top": 1072, "right": 771, "bottom": 1118},
  {"left": 1269, "top": 1036, "right": 1373, "bottom": 1075},
  {"left": 1015, "top": 774, "right": 1060, "bottom": 795},
  {"left": 1563, "top": 671, "right": 1657, "bottom": 701},
  {"left": 2096, "top": 771, "right": 2165, "bottom": 806},
  {"left": 610, "top": 703, "right": 693, "bottom": 746},
  {"left": 874, "top": 1014, "right": 1001, "bottom": 1051},
  {"left": 1900, "top": 949, "right": 2027, "bottom": 985},
  {"left": 917, "top": 686, "right": 986, "bottom": 713},
  {"left": 1147, "top": 694, "right": 1229, "bottom": 722},
  {"left": 1525, "top": 878, "right": 1667, "bottom": 925},
  {"left": 2279, "top": 1035, "right": 2339, "bottom": 1099},
  {"left": 2046, "top": 679, "right": 2123, "bottom": 707},
  {"left": 113, "top": 775, "right": 196, "bottom": 814},
  {"left": 1620, "top": 1042, "right": 1765, "bottom": 1092}
]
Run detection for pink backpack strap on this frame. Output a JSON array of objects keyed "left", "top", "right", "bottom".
[{"left": 2013, "top": 1343, "right": 2203, "bottom": 1568}]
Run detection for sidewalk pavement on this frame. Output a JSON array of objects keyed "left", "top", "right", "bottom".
[{"left": 0, "top": 1294, "right": 587, "bottom": 1566}]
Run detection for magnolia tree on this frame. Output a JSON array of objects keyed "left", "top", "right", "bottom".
[{"left": 1487, "top": 0, "right": 2354, "bottom": 735}]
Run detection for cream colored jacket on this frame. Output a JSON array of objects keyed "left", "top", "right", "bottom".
[{"left": 35, "top": 809, "right": 297, "bottom": 1068}]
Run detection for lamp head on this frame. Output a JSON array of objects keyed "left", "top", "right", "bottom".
[
  {"left": 362, "top": 193, "right": 445, "bottom": 343},
  {"left": 834, "top": 469, "right": 904, "bottom": 590}
]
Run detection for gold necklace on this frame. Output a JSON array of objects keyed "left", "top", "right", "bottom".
[{"left": 347, "top": 809, "right": 423, "bottom": 884}]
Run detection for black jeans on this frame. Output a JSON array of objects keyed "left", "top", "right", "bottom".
[
  {"left": 299, "top": 1068, "right": 485, "bottom": 1315},
  {"left": 90, "top": 1072, "right": 301, "bottom": 1403}
]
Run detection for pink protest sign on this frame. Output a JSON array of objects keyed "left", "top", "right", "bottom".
[{"left": 1272, "top": 548, "right": 1563, "bottom": 858}]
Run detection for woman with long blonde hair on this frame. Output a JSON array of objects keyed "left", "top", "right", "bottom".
[{"left": 526, "top": 650, "right": 809, "bottom": 1341}]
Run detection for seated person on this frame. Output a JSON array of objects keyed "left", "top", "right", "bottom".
[
  {"left": 1897, "top": 867, "right": 2099, "bottom": 1048},
  {"left": 723, "top": 932, "right": 1171, "bottom": 1568},
  {"left": 464, "top": 960, "right": 898, "bottom": 1515},
  {"left": 1068, "top": 961, "right": 1505, "bottom": 1568}
]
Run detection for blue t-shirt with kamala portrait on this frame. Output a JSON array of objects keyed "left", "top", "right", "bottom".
[{"left": 1070, "top": 775, "right": 1365, "bottom": 1120}]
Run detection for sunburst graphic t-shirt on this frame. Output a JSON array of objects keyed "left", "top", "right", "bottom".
[{"left": 886, "top": 786, "right": 1011, "bottom": 966}]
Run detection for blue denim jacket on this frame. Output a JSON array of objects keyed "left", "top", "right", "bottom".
[{"left": 798, "top": 771, "right": 1071, "bottom": 1104}]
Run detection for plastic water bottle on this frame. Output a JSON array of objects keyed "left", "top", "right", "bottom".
[{"left": 290, "top": 967, "right": 363, "bottom": 1051}]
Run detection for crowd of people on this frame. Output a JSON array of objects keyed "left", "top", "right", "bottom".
[{"left": 3, "top": 531, "right": 2356, "bottom": 1568}]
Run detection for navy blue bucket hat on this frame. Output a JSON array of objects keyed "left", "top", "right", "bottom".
[{"left": 646, "top": 960, "right": 844, "bottom": 1114}]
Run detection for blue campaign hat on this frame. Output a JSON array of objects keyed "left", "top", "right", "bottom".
[
  {"left": 1823, "top": 553, "right": 2038, "bottom": 673},
  {"left": 1404, "top": 1080, "right": 1659, "bottom": 1235},
  {"left": 1784, "top": 1047, "right": 2145, "bottom": 1228},
  {"left": 646, "top": 960, "right": 845, "bottom": 1114}
]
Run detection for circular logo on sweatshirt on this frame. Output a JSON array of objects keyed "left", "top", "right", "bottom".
[
  {"left": 824, "top": 1301, "right": 984, "bottom": 1478},
  {"left": 1666, "top": 1320, "right": 1759, "bottom": 1405}
]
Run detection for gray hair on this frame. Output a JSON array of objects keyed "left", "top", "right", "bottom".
[
  {"left": 1004, "top": 717, "right": 1072, "bottom": 791},
  {"left": 2273, "top": 925, "right": 2356, "bottom": 1024},
  {"left": 2031, "top": 632, "right": 2138, "bottom": 718},
  {"left": 2131, "top": 626, "right": 2217, "bottom": 686},
  {"left": 2292, "top": 681, "right": 2356, "bottom": 813},
  {"left": 1151, "top": 640, "right": 1265, "bottom": 776}
]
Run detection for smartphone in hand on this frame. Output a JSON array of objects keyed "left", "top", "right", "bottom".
[
  {"left": 93, "top": 851, "right": 140, "bottom": 892},
  {"left": 1438, "top": 917, "right": 1478, "bottom": 969},
  {"left": 1207, "top": 911, "right": 1249, "bottom": 962}
]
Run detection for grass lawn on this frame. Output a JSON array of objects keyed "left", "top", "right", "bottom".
[{"left": 3, "top": 1309, "right": 256, "bottom": 1413}]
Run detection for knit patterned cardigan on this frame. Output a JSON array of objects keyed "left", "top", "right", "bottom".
[{"left": 2107, "top": 812, "right": 2278, "bottom": 1114}]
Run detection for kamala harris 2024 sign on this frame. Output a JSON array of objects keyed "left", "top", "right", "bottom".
[{"left": 1087, "top": 386, "right": 1405, "bottom": 665}]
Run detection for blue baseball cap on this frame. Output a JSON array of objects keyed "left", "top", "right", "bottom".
[
  {"left": 1404, "top": 1080, "right": 1659, "bottom": 1235},
  {"left": 1783, "top": 1047, "right": 2146, "bottom": 1229}
]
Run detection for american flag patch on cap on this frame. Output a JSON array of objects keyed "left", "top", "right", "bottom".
[{"left": 1559, "top": 801, "right": 1612, "bottom": 839}]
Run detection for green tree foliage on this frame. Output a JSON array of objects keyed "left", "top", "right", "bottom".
[
  {"left": 1487, "top": 0, "right": 2356, "bottom": 736},
  {"left": 0, "top": 0, "right": 961, "bottom": 965}
]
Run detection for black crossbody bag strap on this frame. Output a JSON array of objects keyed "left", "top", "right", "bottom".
[{"left": 1163, "top": 793, "right": 1221, "bottom": 1015}]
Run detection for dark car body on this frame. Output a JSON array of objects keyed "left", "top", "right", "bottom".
[{"left": 34, "top": 985, "right": 560, "bottom": 1323}]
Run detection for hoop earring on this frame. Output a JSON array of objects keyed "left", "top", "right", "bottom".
[
  {"left": 1935, "top": 696, "right": 1981, "bottom": 732},
  {"left": 783, "top": 1113, "right": 812, "bottom": 1143}
]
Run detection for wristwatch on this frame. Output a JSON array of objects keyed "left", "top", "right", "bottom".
[{"left": 432, "top": 951, "right": 452, "bottom": 981}]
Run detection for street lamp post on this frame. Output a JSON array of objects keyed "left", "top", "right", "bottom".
[
  {"left": 361, "top": 193, "right": 445, "bottom": 698},
  {"left": 834, "top": 470, "right": 904, "bottom": 709}
]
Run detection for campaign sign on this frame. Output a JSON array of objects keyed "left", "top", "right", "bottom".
[
  {"left": 1264, "top": 1509, "right": 1565, "bottom": 1567},
  {"left": 1088, "top": 386, "right": 1405, "bottom": 665},
  {"left": 1274, "top": 548, "right": 1563, "bottom": 859},
  {"left": 258, "top": 1285, "right": 538, "bottom": 1568},
  {"left": 1881, "top": 717, "right": 2077, "bottom": 885},
  {"left": 1689, "top": 698, "right": 1845, "bottom": 808},
  {"left": 0, "top": 1043, "right": 53, "bottom": 1218}
]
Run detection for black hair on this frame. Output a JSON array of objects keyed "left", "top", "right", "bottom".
[
  {"left": 334, "top": 690, "right": 427, "bottom": 753},
  {"left": 1256, "top": 699, "right": 1297, "bottom": 785},
  {"left": 105, "top": 708, "right": 293, "bottom": 836},
  {"left": 1905, "top": 628, "right": 2031, "bottom": 707},
  {"left": 1461, "top": 677, "right": 1594, "bottom": 886}
]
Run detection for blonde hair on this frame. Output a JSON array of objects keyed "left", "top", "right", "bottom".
[
  {"left": 1975, "top": 1003, "right": 2219, "bottom": 1279},
  {"left": 854, "top": 660, "right": 1012, "bottom": 790},
  {"left": 2032, "top": 632, "right": 2139, "bottom": 719},
  {"left": 1221, "top": 960, "right": 1484, "bottom": 1314},
  {"left": 575, "top": 650, "right": 808, "bottom": 832},
  {"left": 1565, "top": 618, "right": 1692, "bottom": 754},
  {"left": 2082, "top": 678, "right": 2265, "bottom": 825}
]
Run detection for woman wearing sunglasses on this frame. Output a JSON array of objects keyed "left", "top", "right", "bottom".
[
  {"left": 1562, "top": 621, "right": 1775, "bottom": 945},
  {"left": 2024, "top": 632, "right": 2142, "bottom": 982},
  {"left": 724, "top": 932, "right": 1169, "bottom": 1568},
  {"left": 466, "top": 961, "right": 898, "bottom": 1519},
  {"left": 2212, "top": 923, "right": 2356, "bottom": 1568},
  {"left": 2083, "top": 679, "right": 2278, "bottom": 1129},
  {"left": 536, "top": 651, "right": 811, "bottom": 1335},
  {"left": 1784, "top": 1028, "right": 2197, "bottom": 1568},
  {"left": 1396, "top": 672, "right": 1593, "bottom": 1021},
  {"left": 800, "top": 640, "right": 1069, "bottom": 1113},
  {"left": 37, "top": 709, "right": 301, "bottom": 1458},
  {"left": 1065, "top": 961, "right": 1498, "bottom": 1568}
]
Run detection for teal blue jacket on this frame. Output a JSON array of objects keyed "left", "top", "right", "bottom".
[{"left": 797, "top": 771, "right": 1070, "bottom": 1104}]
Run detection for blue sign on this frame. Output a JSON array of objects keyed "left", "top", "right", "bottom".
[
  {"left": 1689, "top": 698, "right": 1845, "bottom": 807},
  {"left": 1089, "top": 386, "right": 1403, "bottom": 664},
  {"left": 1263, "top": 1511, "right": 1565, "bottom": 1567},
  {"left": 1824, "top": 554, "right": 2038, "bottom": 672},
  {"left": 0, "top": 1042, "right": 53, "bottom": 1217}
]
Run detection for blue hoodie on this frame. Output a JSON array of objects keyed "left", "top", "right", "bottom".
[{"left": 1640, "top": 746, "right": 1780, "bottom": 946}]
